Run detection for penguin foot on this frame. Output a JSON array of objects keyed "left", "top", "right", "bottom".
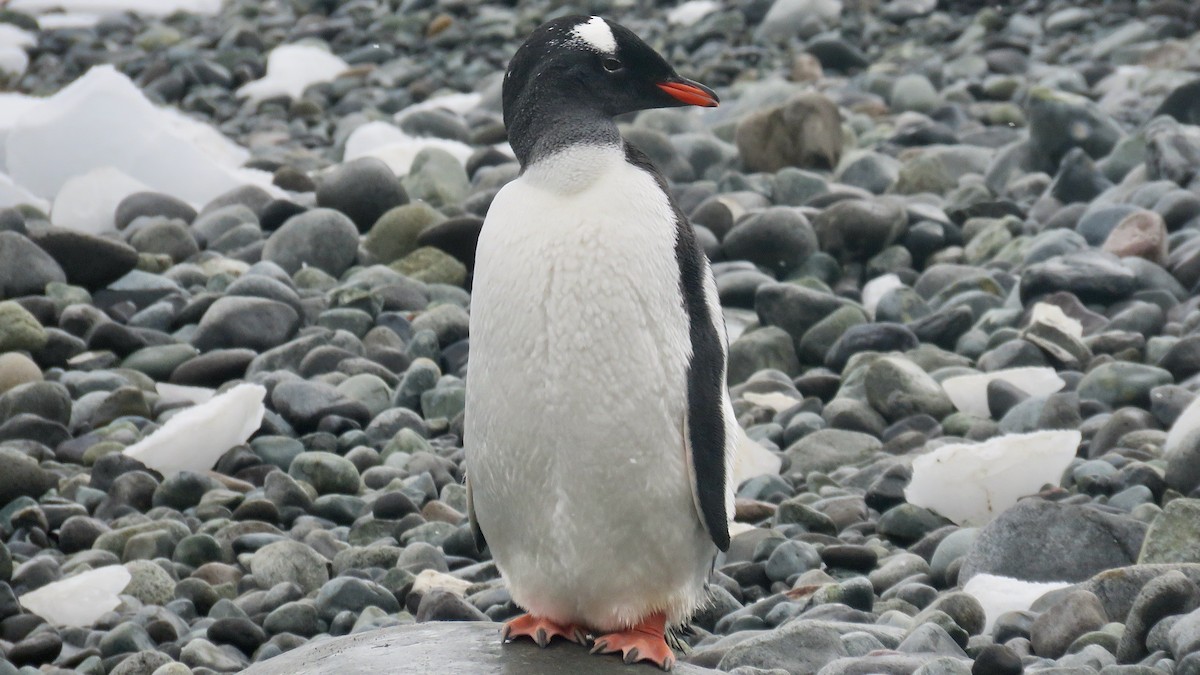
[
  {"left": 502, "top": 613, "right": 587, "bottom": 647},
  {"left": 590, "top": 612, "right": 675, "bottom": 671}
]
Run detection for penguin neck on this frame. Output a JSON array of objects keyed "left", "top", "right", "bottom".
[{"left": 508, "top": 99, "right": 624, "bottom": 192}]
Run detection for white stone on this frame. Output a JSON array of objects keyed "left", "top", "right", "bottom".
[
  {"left": 862, "top": 273, "right": 903, "bottom": 319},
  {"left": 124, "top": 383, "right": 266, "bottom": 476},
  {"left": 1166, "top": 394, "right": 1200, "bottom": 457},
  {"left": 155, "top": 382, "right": 215, "bottom": 406},
  {"left": 51, "top": 166, "right": 150, "bottom": 234},
  {"left": 742, "top": 391, "right": 801, "bottom": 413},
  {"left": 758, "top": 0, "right": 843, "bottom": 40},
  {"left": 1029, "top": 301, "right": 1082, "bottom": 338},
  {"left": 5, "top": 65, "right": 270, "bottom": 208},
  {"left": 0, "top": 47, "right": 28, "bottom": 78},
  {"left": 411, "top": 569, "right": 473, "bottom": 597},
  {"left": 733, "top": 427, "right": 782, "bottom": 483},
  {"left": 343, "top": 120, "right": 474, "bottom": 176},
  {"left": 237, "top": 43, "right": 349, "bottom": 103},
  {"left": 667, "top": 0, "right": 721, "bottom": 26},
  {"left": 394, "top": 92, "right": 482, "bottom": 122},
  {"left": 905, "top": 429, "right": 1081, "bottom": 526},
  {"left": 19, "top": 565, "right": 131, "bottom": 627},
  {"left": 941, "top": 367, "right": 1066, "bottom": 419},
  {"left": 963, "top": 573, "right": 1071, "bottom": 633},
  {"left": 9, "top": 0, "right": 221, "bottom": 27}
]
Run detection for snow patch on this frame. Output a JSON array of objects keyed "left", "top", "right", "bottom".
[
  {"left": 963, "top": 573, "right": 1071, "bottom": 633},
  {"left": 905, "top": 429, "right": 1081, "bottom": 526},
  {"left": 123, "top": 383, "right": 265, "bottom": 476},
  {"left": 5, "top": 65, "right": 274, "bottom": 211},
  {"left": 0, "top": 172, "right": 48, "bottom": 211},
  {"left": 343, "top": 120, "right": 474, "bottom": 176},
  {"left": 1166, "top": 394, "right": 1200, "bottom": 458},
  {"left": 667, "top": 0, "right": 721, "bottom": 26},
  {"left": 862, "top": 273, "right": 902, "bottom": 319},
  {"left": 19, "top": 565, "right": 131, "bottom": 627},
  {"left": 51, "top": 166, "right": 150, "bottom": 234},
  {"left": 941, "top": 367, "right": 1066, "bottom": 419},
  {"left": 9, "top": 0, "right": 222, "bottom": 28},
  {"left": 237, "top": 43, "right": 349, "bottom": 103}
]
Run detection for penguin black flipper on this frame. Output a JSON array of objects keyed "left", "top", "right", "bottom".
[
  {"left": 624, "top": 141, "right": 731, "bottom": 552},
  {"left": 466, "top": 476, "right": 487, "bottom": 553}
]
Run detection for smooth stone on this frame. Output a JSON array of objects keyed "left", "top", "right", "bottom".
[
  {"left": 1030, "top": 590, "right": 1108, "bottom": 658},
  {"left": 728, "top": 326, "right": 801, "bottom": 385},
  {"left": 1078, "top": 363, "right": 1173, "bottom": 409},
  {"left": 1117, "top": 570, "right": 1200, "bottom": 663},
  {"left": 248, "top": 540, "right": 330, "bottom": 597},
  {"left": 0, "top": 353, "right": 41, "bottom": 395},
  {"left": 27, "top": 227, "right": 139, "bottom": 290},
  {"left": 262, "top": 208, "right": 359, "bottom": 277},
  {"left": 784, "top": 429, "right": 881, "bottom": 475},
  {"left": 190, "top": 296, "right": 300, "bottom": 352},
  {"left": 1139, "top": 499, "right": 1200, "bottom": 564},
  {"left": 734, "top": 93, "right": 843, "bottom": 172},
  {"left": 0, "top": 231, "right": 66, "bottom": 296},
  {"left": 0, "top": 301, "right": 47, "bottom": 353},
  {"left": 316, "top": 157, "right": 408, "bottom": 233},
  {"left": 960, "top": 499, "right": 1147, "bottom": 584},
  {"left": 721, "top": 207, "right": 818, "bottom": 277},
  {"left": 864, "top": 356, "right": 955, "bottom": 422}
]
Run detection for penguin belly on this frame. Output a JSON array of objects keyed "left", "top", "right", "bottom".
[{"left": 466, "top": 150, "right": 716, "bottom": 631}]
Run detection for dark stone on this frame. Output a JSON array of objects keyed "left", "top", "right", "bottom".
[{"left": 960, "top": 499, "right": 1147, "bottom": 583}]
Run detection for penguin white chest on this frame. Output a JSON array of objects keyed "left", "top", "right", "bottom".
[{"left": 466, "top": 145, "right": 714, "bottom": 630}]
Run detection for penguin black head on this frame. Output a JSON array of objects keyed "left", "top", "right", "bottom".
[{"left": 503, "top": 16, "right": 718, "bottom": 166}]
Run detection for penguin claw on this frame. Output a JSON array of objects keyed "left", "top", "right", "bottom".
[
  {"left": 502, "top": 614, "right": 585, "bottom": 648},
  {"left": 590, "top": 613, "right": 675, "bottom": 670}
]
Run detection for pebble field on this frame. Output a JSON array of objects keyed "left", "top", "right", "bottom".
[{"left": 2, "top": 0, "right": 1200, "bottom": 674}]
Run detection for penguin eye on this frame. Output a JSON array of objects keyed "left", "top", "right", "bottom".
[{"left": 602, "top": 58, "right": 623, "bottom": 72}]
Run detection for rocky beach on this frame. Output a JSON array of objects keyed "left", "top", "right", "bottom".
[{"left": 1, "top": 0, "right": 1200, "bottom": 673}]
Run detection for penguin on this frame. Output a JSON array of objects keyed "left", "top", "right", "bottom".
[{"left": 464, "top": 15, "right": 733, "bottom": 670}]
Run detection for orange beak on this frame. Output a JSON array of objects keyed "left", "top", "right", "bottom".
[{"left": 657, "top": 79, "right": 719, "bottom": 107}]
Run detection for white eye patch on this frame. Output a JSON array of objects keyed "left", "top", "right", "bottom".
[{"left": 571, "top": 16, "right": 617, "bottom": 53}]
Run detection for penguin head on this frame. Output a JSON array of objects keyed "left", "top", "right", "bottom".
[{"left": 502, "top": 15, "right": 719, "bottom": 127}]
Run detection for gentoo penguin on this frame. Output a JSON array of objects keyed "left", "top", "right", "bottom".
[{"left": 464, "top": 15, "right": 732, "bottom": 670}]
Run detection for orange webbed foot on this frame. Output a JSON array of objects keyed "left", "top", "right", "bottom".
[
  {"left": 590, "top": 612, "right": 675, "bottom": 670},
  {"left": 502, "top": 613, "right": 588, "bottom": 647}
]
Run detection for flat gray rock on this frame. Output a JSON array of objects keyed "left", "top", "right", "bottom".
[{"left": 240, "top": 621, "right": 719, "bottom": 674}]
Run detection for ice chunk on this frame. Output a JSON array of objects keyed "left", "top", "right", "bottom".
[
  {"left": 733, "top": 427, "right": 782, "bottom": 484},
  {"left": 963, "top": 573, "right": 1071, "bottom": 633},
  {"left": 123, "top": 383, "right": 266, "bottom": 476},
  {"left": 742, "top": 391, "right": 801, "bottom": 413},
  {"left": 9, "top": 0, "right": 221, "bottom": 27},
  {"left": 6, "top": 65, "right": 272, "bottom": 207},
  {"left": 905, "top": 429, "right": 1081, "bottom": 526},
  {"left": 861, "top": 273, "right": 902, "bottom": 319},
  {"left": 667, "top": 0, "right": 721, "bottom": 26},
  {"left": 411, "top": 569, "right": 472, "bottom": 597},
  {"left": 1029, "top": 302, "right": 1082, "bottom": 338},
  {"left": 155, "top": 382, "right": 215, "bottom": 406},
  {"left": 237, "top": 43, "right": 349, "bottom": 103},
  {"left": 395, "top": 92, "right": 483, "bottom": 121},
  {"left": 19, "top": 565, "right": 131, "bottom": 627},
  {"left": 51, "top": 166, "right": 151, "bottom": 234},
  {"left": 1166, "top": 394, "right": 1200, "bottom": 457},
  {"left": 0, "top": 171, "right": 48, "bottom": 210},
  {"left": 0, "top": 24, "right": 34, "bottom": 79},
  {"left": 343, "top": 120, "right": 474, "bottom": 176},
  {"left": 941, "top": 367, "right": 1066, "bottom": 419}
]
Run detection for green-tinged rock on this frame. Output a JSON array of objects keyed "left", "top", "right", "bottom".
[
  {"left": 1140, "top": 498, "right": 1200, "bottom": 564},
  {"left": 728, "top": 326, "right": 800, "bottom": 385},
  {"left": 364, "top": 202, "right": 446, "bottom": 264},
  {"left": 391, "top": 246, "right": 468, "bottom": 287},
  {"left": 0, "top": 301, "right": 47, "bottom": 352}
]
